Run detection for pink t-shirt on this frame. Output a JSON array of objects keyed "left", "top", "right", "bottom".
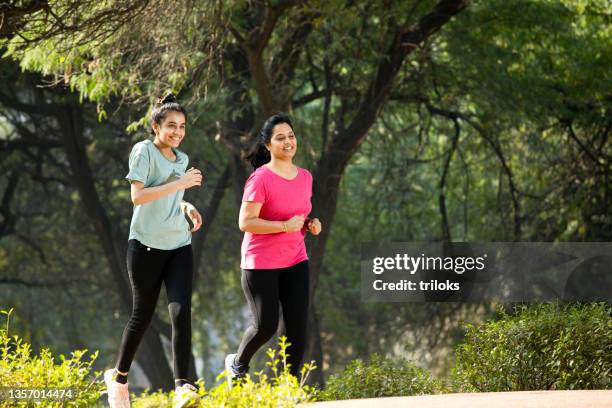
[{"left": 240, "top": 165, "right": 313, "bottom": 269}]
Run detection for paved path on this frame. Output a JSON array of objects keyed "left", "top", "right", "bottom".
[{"left": 301, "top": 390, "right": 612, "bottom": 408}]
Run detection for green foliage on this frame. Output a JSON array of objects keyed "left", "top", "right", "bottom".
[
  {"left": 319, "top": 354, "right": 446, "bottom": 401},
  {"left": 0, "top": 310, "right": 315, "bottom": 407},
  {"left": 2, "top": 0, "right": 224, "bottom": 112},
  {"left": 0, "top": 309, "right": 103, "bottom": 407},
  {"left": 453, "top": 302, "right": 612, "bottom": 391},
  {"left": 132, "top": 336, "right": 316, "bottom": 407}
]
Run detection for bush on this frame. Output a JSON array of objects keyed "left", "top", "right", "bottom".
[
  {"left": 0, "top": 308, "right": 314, "bottom": 408},
  {"left": 453, "top": 302, "right": 612, "bottom": 391},
  {"left": 319, "top": 354, "right": 446, "bottom": 401},
  {"left": 0, "top": 309, "right": 103, "bottom": 407},
  {"left": 132, "top": 336, "right": 316, "bottom": 408}
]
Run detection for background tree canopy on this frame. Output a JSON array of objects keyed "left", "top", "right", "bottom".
[{"left": 0, "top": 0, "right": 610, "bottom": 390}]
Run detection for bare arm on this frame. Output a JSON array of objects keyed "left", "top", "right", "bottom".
[
  {"left": 238, "top": 201, "right": 305, "bottom": 234},
  {"left": 181, "top": 201, "right": 203, "bottom": 232},
  {"left": 131, "top": 180, "right": 182, "bottom": 206},
  {"left": 130, "top": 168, "right": 202, "bottom": 205}
]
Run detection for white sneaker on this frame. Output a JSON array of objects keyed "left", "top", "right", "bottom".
[
  {"left": 103, "top": 369, "right": 130, "bottom": 408},
  {"left": 225, "top": 353, "right": 248, "bottom": 389},
  {"left": 224, "top": 354, "right": 236, "bottom": 389},
  {"left": 172, "top": 383, "right": 200, "bottom": 408}
]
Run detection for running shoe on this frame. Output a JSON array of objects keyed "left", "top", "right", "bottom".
[
  {"left": 172, "top": 383, "right": 201, "bottom": 408},
  {"left": 103, "top": 368, "right": 130, "bottom": 408},
  {"left": 224, "top": 353, "right": 248, "bottom": 389}
]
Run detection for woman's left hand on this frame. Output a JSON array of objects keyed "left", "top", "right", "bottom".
[
  {"left": 307, "top": 218, "right": 322, "bottom": 235},
  {"left": 182, "top": 201, "right": 203, "bottom": 232}
]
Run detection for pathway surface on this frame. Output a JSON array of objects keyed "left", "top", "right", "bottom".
[{"left": 301, "top": 390, "right": 612, "bottom": 408}]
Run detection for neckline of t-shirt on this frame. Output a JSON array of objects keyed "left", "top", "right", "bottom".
[
  {"left": 148, "top": 139, "right": 180, "bottom": 163},
  {"left": 262, "top": 164, "right": 300, "bottom": 181}
]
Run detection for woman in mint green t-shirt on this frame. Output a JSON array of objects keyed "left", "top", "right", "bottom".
[{"left": 104, "top": 94, "right": 203, "bottom": 408}]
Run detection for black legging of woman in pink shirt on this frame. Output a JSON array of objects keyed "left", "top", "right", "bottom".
[{"left": 233, "top": 260, "right": 309, "bottom": 377}]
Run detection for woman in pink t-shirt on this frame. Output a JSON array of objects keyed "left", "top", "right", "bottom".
[{"left": 225, "top": 114, "right": 322, "bottom": 387}]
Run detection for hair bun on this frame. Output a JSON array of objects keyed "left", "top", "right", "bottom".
[
  {"left": 161, "top": 93, "right": 177, "bottom": 104},
  {"left": 156, "top": 92, "right": 177, "bottom": 106}
]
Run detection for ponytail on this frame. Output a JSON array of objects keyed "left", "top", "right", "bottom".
[{"left": 246, "top": 143, "right": 271, "bottom": 169}]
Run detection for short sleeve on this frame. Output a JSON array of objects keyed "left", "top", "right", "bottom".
[
  {"left": 125, "top": 143, "right": 149, "bottom": 184},
  {"left": 305, "top": 169, "right": 313, "bottom": 199},
  {"left": 242, "top": 170, "right": 266, "bottom": 203}
]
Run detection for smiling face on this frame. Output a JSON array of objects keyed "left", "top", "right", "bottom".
[
  {"left": 266, "top": 122, "right": 297, "bottom": 161},
  {"left": 152, "top": 111, "right": 186, "bottom": 148}
]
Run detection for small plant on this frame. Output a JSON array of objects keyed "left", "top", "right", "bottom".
[
  {"left": 452, "top": 302, "right": 612, "bottom": 391},
  {"left": 132, "top": 336, "right": 317, "bottom": 407},
  {"left": 0, "top": 308, "right": 103, "bottom": 407},
  {"left": 319, "top": 353, "right": 445, "bottom": 401}
]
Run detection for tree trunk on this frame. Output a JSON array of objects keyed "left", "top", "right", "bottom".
[
  {"left": 304, "top": 153, "right": 350, "bottom": 385},
  {"left": 192, "top": 164, "right": 231, "bottom": 279}
]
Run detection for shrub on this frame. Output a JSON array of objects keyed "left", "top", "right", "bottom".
[
  {"left": 319, "top": 354, "right": 446, "bottom": 401},
  {"left": 0, "top": 308, "right": 314, "bottom": 408},
  {"left": 452, "top": 302, "right": 612, "bottom": 391},
  {"left": 132, "top": 336, "right": 316, "bottom": 408},
  {"left": 0, "top": 309, "right": 103, "bottom": 407}
]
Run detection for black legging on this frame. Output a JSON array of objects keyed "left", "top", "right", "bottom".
[
  {"left": 235, "top": 260, "right": 310, "bottom": 377},
  {"left": 115, "top": 239, "right": 193, "bottom": 380}
]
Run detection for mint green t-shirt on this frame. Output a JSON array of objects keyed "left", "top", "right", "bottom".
[{"left": 125, "top": 139, "right": 191, "bottom": 250}]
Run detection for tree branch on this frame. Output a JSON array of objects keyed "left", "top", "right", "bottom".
[
  {"left": 565, "top": 120, "right": 608, "bottom": 169},
  {"left": 292, "top": 88, "right": 333, "bottom": 108},
  {"left": 269, "top": 8, "right": 317, "bottom": 88},
  {"left": 227, "top": 23, "right": 246, "bottom": 48},
  {"left": 0, "top": 0, "right": 49, "bottom": 38},
  {"left": 439, "top": 117, "right": 460, "bottom": 241},
  {"left": 192, "top": 163, "right": 231, "bottom": 278},
  {"left": 0, "top": 277, "right": 91, "bottom": 287},
  {"left": 332, "top": 0, "right": 467, "bottom": 158},
  {"left": 0, "top": 172, "right": 19, "bottom": 237},
  {"left": 424, "top": 102, "right": 522, "bottom": 240},
  {"left": 235, "top": 1, "right": 301, "bottom": 114}
]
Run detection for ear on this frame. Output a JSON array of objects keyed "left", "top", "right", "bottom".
[
  {"left": 265, "top": 143, "right": 271, "bottom": 152},
  {"left": 152, "top": 122, "right": 159, "bottom": 135}
]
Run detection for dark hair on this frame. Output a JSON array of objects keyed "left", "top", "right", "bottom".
[
  {"left": 150, "top": 93, "right": 187, "bottom": 135},
  {"left": 246, "top": 113, "right": 293, "bottom": 169}
]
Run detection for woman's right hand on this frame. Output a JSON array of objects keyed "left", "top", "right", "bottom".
[
  {"left": 179, "top": 167, "right": 203, "bottom": 189},
  {"left": 284, "top": 215, "right": 306, "bottom": 232}
]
